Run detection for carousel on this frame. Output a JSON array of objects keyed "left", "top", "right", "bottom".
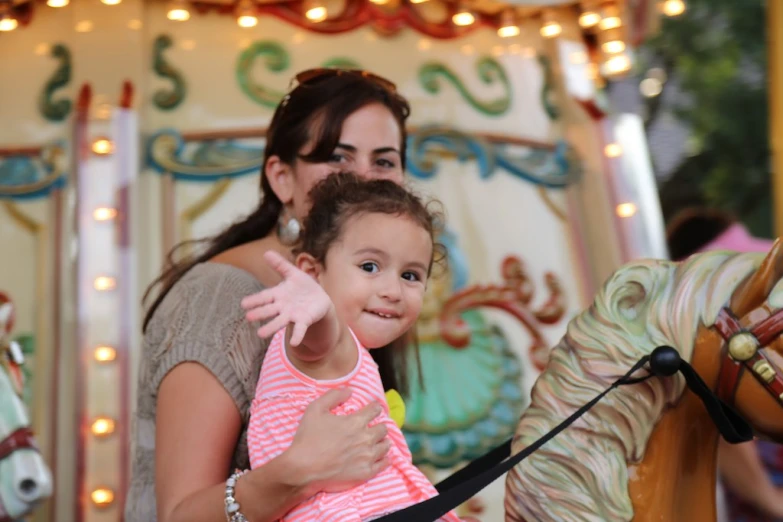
[{"left": 0, "top": 0, "right": 704, "bottom": 521}]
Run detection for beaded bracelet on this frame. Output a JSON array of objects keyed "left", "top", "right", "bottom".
[{"left": 224, "top": 469, "right": 250, "bottom": 522}]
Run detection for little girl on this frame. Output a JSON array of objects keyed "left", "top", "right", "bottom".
[{"left": 241, "top": 172, "right": 461, "bottom": 522}]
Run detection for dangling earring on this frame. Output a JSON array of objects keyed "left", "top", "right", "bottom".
[{"left": 277, "top": 207, "right": 301, "bottom": 245}]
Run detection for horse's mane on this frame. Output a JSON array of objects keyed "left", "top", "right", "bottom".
[{"left": 505, "top": 251, "right": 764, "bottom": 521}]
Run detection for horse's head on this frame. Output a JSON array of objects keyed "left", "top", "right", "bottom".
[
  {"left": 0, "top": 294, "right": 52, "bottom": 521},
  {"left": 505, "top": 248, "right": 783, "bottom": 521},
  {"left": 692, "top": 239, "right": 783, "bottom": 440}
]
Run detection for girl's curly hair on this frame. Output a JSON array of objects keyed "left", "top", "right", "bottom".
[{"left": 296, "top": 171, "right": 446, "bottom": 395}]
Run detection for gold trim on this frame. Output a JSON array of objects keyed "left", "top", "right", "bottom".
[
  {"left": 752, "top": 359, "right": 776, "bottom": 383},
  {"left": 161, "top": 172, "right": 177, "bottom": 258},
  {"left": 178, "top": 178, "right": 232, "bottom": 253},
  {"left": 537, "top": 186, "right": 567, "bottom": 222},
  {"left": 2, "top": 201, "right": 41, "bottom": 234},
  {"left": 32, "top": 227, "right": 49, "bottom": 472}
]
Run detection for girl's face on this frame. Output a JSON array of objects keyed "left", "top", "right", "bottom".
[
  {"left": 285, "top": 103, "right": 405, "bottom": 221},
  {"left": 301, "top": 212, "right": 433, "bottom": 349}
]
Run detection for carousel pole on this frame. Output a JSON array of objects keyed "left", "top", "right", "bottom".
[{"left": 768, "top": 0, "right": 783, "bottom": 238}]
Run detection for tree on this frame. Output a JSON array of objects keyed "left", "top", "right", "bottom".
[{"left": 641, "top": 0, "right": 771, "bottom": 237}]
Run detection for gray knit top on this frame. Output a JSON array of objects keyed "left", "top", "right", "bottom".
[{"left": 125, "top": 263, "right": 268, "bottom": 522}]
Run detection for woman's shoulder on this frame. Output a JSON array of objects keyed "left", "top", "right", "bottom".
[
  {"left": 154, "top": 262, "right": 262, "bottom": 314},
  {"left": 184, "top": 261, "right": 265, "bottom": 293},
  {"left": 147, "top": 261, "right": 267, "bottom": 346},
  {"left": 142, "top": 262, "right": 269, "bottom": 415}
]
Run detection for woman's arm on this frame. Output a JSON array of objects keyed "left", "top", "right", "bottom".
[
  {"left": 156, "top": 362, "right": 391, "bottom": 522},
  {"left": 156, "top": 362, "right": 310, "bottom": 522},
  {"left": 718, "top": 439, "right": 783, "bottom": 518}
]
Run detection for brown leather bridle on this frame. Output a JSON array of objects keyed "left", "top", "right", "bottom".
[{"left": 714, "top": 306, "right": 783, "bottom": 405}]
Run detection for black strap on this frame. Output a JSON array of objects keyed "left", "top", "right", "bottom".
[
  {"left": 376, "top": 346, "right": 753, "bottom": 522},
  {"left": 677, "top": 357, "right": 753, "bottom": 443},
  {"left": 434, "top": 438, "right": 511, "bottom": 493}
]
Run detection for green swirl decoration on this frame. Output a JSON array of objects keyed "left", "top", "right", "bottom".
[
  {"left": 418, "top": 57, "right": 512, "bottom": 116},
  {"left": 321, "top": 57, "right": 362, "bottom": 69},
  {"left": 538, "top": 56, "right": 559, "bottom": 120},
  {"left": 236, "top": 42, "right": 368, "bottom": 108},
  {"left": 153, "top": 35, "right": 187, "bottom": 111},
  {"left": 38, "top": 44, "right": 72, "bottom": 122},
  {"left": 236, "top": 41, "right": 290, "bottom": 109}
]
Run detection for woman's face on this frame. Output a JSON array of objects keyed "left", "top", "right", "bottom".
[{"left": 287, "top": 102, "right": 405, "bottom": 220}]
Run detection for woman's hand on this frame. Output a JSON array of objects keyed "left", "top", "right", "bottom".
[
  {"left": 241, "top": 251, "right": 333, "bottom": 346},
  {"left": 285, "top": 387, "right": 391, "bottom": 494}
]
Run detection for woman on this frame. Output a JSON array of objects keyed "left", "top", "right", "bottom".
[
  {"left": 667, "top": 207, "right": 783, "bottom": 522},
  {"left": 126, "top": 69, "right": 414, "bottom": 522}
]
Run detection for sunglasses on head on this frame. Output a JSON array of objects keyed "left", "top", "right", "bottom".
[{"left": 287, "top": 68, "right": 397, "bottom": 93}]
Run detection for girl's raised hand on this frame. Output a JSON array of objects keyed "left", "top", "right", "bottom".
[{"left": 241, "top": 250, "right": 333, "bottom": 346}]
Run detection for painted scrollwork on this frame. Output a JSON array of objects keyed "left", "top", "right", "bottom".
[
  {"left": 147, "top": 128, "right": 582, "bottom": 190},
  {"left": 418, "top": 57, "right": 512, "bottom": 117},
  {"left": 164, "top": 1, "right": 494, "bottom": 40},
  {"left": 153, "top": 35, "right": 187, "bottom": 111},
  {"left": 406, "top": 128, "right": 581, "bottom": 188},
  {"left": 38, "top": 44, "right": 72, "bottom": 122},
  {"left": 438, "top": 255, "right": 565, "bottom": 371},
  {"left": 236, "top": 41, "right": 290, "bottom": 109},
  {"left": 147, "top": 129, "right": 263, "bottom": 181},
  {"left": 404, "top": 233, "right": 567, "bottom": 468},
  {"left": 537, "top": 55, "right": 560, "bottom": 120},
  {"left": 0, "top": 145, "right": 67, "bottom": 200},
  {"left": 235, "top": 44, "right": 514, "bottom": 116},
  {"left": 236, "top": 41, "right": 366, "bottom": 108}
]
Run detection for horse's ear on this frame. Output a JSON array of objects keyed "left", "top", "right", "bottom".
[
  {"left": 601, "top": 263, "right": 655, "bottom": 324},
  {"left": 730, "top": 238, "right": 783, "bottom": 316},
  {"left": 0, "top": 304, "right": 10, "bottom": 326}
]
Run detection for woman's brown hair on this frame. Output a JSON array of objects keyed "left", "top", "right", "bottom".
[
  {"left": 297, "top": 172, "right": 444, "bottom": 395},
  {"left": 142, "top": 72, "right": 411, "bottom": 332}
]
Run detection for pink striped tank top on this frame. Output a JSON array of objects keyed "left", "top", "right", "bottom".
[{"left": 248, "top": 328, "right": 461, "bottom": 522}]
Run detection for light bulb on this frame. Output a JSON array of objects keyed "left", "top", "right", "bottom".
[
  {"left": 94, "top": 345, "right": 117, "bottom": 362},
  {"left": 616, "top": 203, "right": 637, "bottom": 218},
  {"left": 91, "top": 488, "right": 114, "bottom": 506}
]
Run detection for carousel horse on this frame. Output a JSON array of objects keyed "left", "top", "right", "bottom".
[
  {"left": 505, "top": 243, "right": 783, "bottom": 522},
  {"left": 0, "top": 293, "right": 52, "bottom": 521}
]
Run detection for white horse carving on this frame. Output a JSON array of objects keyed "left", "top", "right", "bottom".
[{"left": 0, "top": 299, "right": 52, "bottom": 521}]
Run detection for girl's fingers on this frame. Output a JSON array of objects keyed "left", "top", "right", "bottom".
[
  {"left": 245, "top": 303, "right": 279, "bottom": 322},
  {"left": 289, "top": 321, "right": 309, "bottom": 347},
  {"left": 241, "top": 289, "right": 276, "bottom": 309},
  {"left": 257, "top": 315, "right": 290, "bottom": 339},
  {"left": 263, "top": 251, "right": 298, "bottom": 279}
]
